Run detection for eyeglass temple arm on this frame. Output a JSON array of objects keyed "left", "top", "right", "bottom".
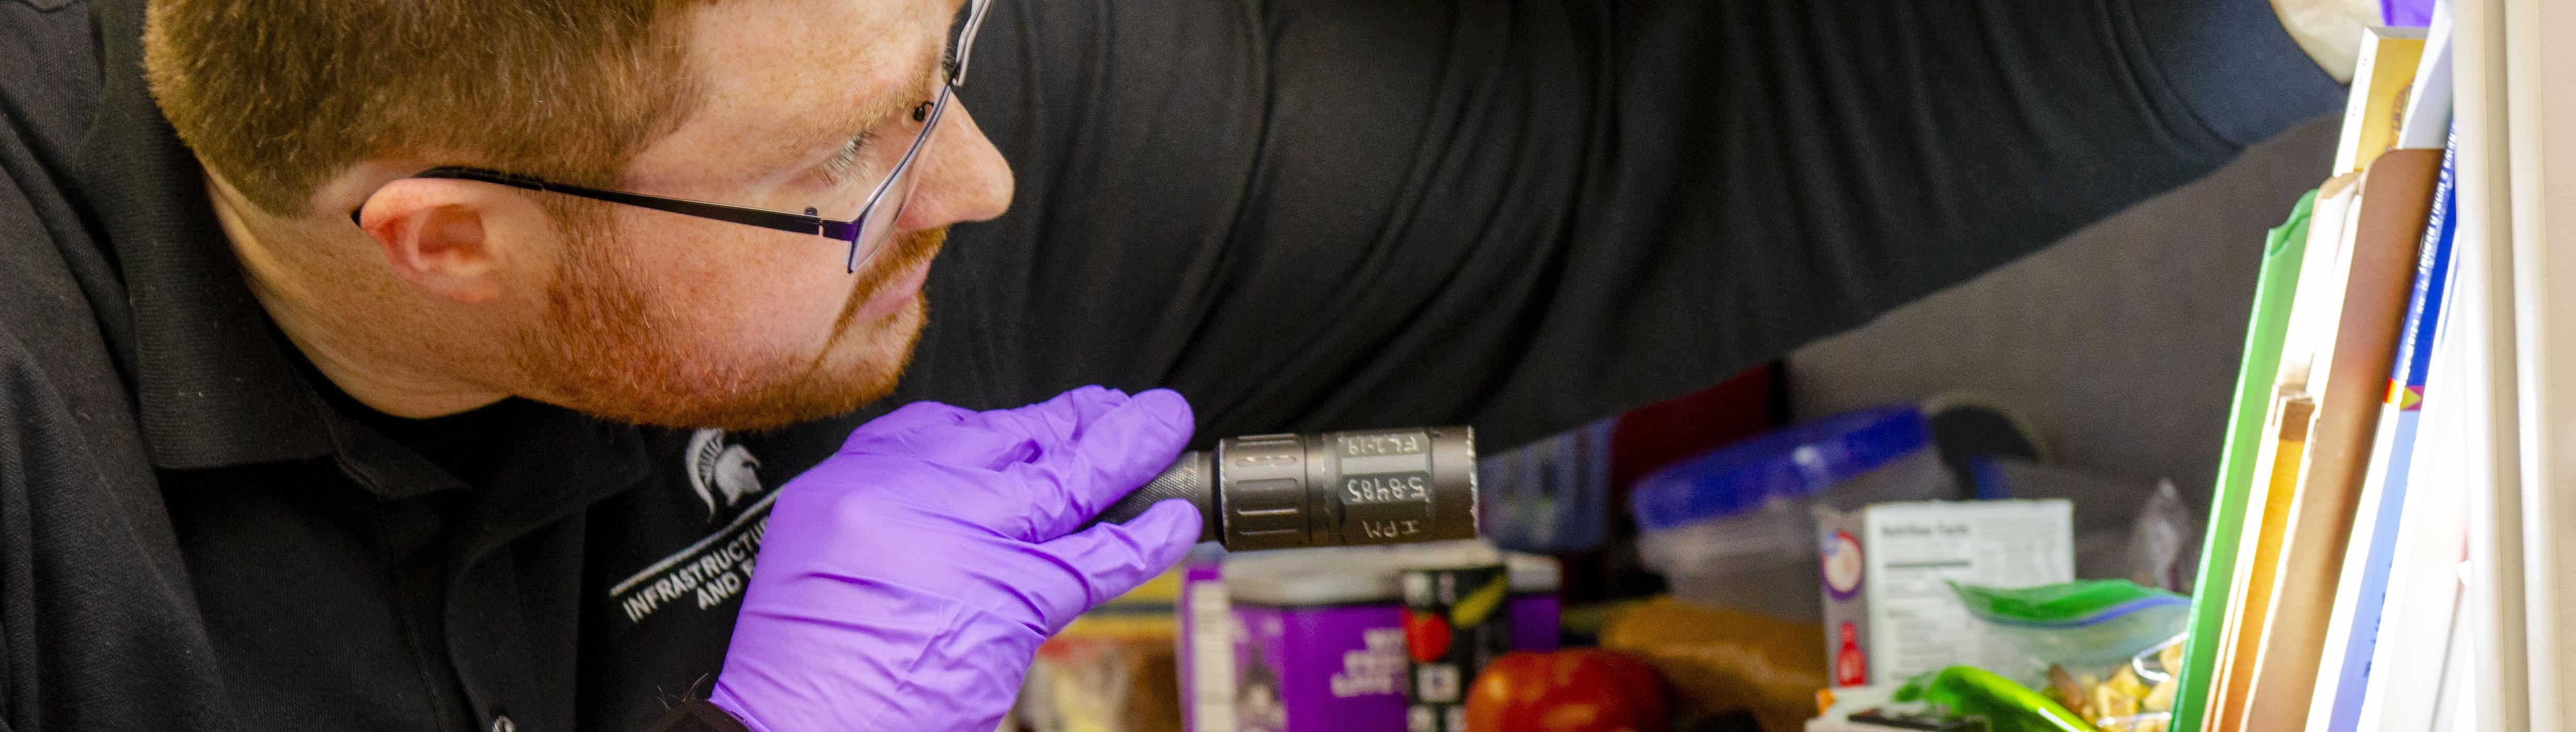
[
  {"left": 350, "top": 167, "right": 851, "bottom": 239},
  {"left": 949, "top": 0, "right": 989, "bottom": 86}
]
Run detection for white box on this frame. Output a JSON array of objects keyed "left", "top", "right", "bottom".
[{"left": 1815, "top": 499, "right": 2073, "bottom": 687}]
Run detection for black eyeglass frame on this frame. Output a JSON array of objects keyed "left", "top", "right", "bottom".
[{"left": 349, "top": 0, "right": 991, "bottom": 274}]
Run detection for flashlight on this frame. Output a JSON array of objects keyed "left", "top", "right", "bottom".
[{"left": 1090, "top": 427, "right": 1479, "bottom": 551}]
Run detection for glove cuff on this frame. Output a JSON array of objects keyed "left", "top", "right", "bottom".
[
  {"left": 645, "top": 700, "right": 755, "bottom": 732},
  {"left": 713, "top": 588, "right": 1050, "bottom": 732}
]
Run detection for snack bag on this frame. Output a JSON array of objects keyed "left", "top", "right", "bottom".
[
  {"left": 1947, "top": 579, "right": 2189, "bottom": 682},
  {"left": 1596, "top": 597, "right": 1825, "bottom": 732}
]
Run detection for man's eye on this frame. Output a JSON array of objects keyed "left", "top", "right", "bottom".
[{"left": 818, "top": 132, "right": 874, "bottom": 186}]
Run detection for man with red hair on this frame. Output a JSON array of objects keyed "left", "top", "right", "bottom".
[{"left": 0, "top": 0, "right": 2368, "bottom": 729}]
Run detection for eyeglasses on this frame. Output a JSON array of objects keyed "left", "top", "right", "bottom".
[{"left": 351, "top": 0, "right": 993, "bottom": 274}]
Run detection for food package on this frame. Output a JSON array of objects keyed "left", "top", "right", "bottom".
[
  {"left": 1187, "top": 542, "right": 1562, "bottom": 732},
  {"left": 2041, "top": 636, "right": 2183, "bottom": 732},
  {"left": 1947, "top": 579, "right": 2190, "bottom": 686},
  {"left": 1018, "top": 571, "right": 1187, "bottom": 732},
  {"left": 1815, "top": 499, "right": 2076, "bottom": 687},
  {"left": 1400, "top": 565, "right": 1517, "bottom": 732},
  {"left": 1596, "top": 597, "right": 1828, "bottom": 732}
]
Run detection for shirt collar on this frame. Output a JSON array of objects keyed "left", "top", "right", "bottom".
[
  {"left": 76, "top": 0, "right": 338, "bottom": 470},
  {"left": 74, "top": 0, "right": 656, "bottom": 506}
]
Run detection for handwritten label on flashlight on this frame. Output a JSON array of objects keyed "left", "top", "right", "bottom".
[
  {"left": 1356, "top": 519, "right": 1426, "bottom": 541},
  {"left": 1344, "top": 473, "right": 1433, "bottom": 504},
  {"left": 1333, "top": 430, "right": 1436, "bottom": 544},
  {"left": 1342, "top": 471, "right": 1434, "bottom": 544},
  {"left": 1339, "top": 432, "right": 1426, "bottom": 457},
  {"left": 1339, "top": 431, "right": 1432, "bottom": 475}
]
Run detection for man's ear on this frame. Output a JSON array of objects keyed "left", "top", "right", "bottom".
[{"left": 354, "top": 178, "right": 512, "bottom": 304}]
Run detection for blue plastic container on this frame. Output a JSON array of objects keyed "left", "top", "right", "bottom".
[{"left": 1629, "top": 405, "right": 1958, "bottom": 621}]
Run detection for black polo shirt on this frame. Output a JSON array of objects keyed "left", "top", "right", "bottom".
[
  {"left": 0, "top": 0, "right": 2340, "bottom": 729},
  {"left": 157, "top": 358, "right": 828, "bottom": 732}
]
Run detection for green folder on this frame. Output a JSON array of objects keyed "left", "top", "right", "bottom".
[{"left": 2170, "top": 189, "right": 2318, "bottom": 732}]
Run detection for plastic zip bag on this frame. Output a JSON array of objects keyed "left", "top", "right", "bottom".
[
  {"left": 1892, "top": 666, "right": 2098, "bottom": 732},
  {"left": 2121, "top": 481, "right": 2198, "bottom": 594},
  {"left": 1947, "top": 580, "right": 2191, "bottom": 675}
]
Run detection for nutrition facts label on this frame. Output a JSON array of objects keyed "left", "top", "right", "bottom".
[
  {"left": 1187, "top": 579, "right": 1238, "bottom": 732},
  {"left": 1861, "top": 501, "right": 2073, "bottom": 680}
]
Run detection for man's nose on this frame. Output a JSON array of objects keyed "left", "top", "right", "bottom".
[{"left": 896, "top": 99, "right": 1013, "bottom": 231}]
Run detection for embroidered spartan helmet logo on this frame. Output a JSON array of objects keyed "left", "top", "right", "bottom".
[{"left": 686, "top": 429, "right": 766, "bottom": 520}]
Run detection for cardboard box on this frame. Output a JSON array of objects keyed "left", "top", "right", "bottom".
[{"left": 1816, "top": 499, "right": 2073, "bottom": 687}]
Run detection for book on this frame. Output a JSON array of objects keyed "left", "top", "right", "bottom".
[
  {"left": 2433, "top": 0, "right": 2531, "bottom": 725},
  {"left": 2311, "top": 132, "right": 2457, "bottom": 732},
  {"left": 2424, "top": 571, "right": 2472, "bottom": 732},
  {"left": 2275, "top": 175, "right": 2366, "bottom": 393},
  {"left": 2169, "top": 189, "right": 2318, "bottom": 732},
  {"left": 2211, "top": 393, "right": 2316, "bottom": 732},
  {"left": 2234, "top": 147, "right": 2444, "bottom": 732},
  {"left": 2393, "top": 2, "right": 2455, "bottom": 152},
  {"left": 2355, "top": 141, "right": 2469, "bottom": 732},
  {"left": 2206, "top": 173, "right": 2362, "bottom": 732},
  {"left": 2333, "top": 27, "right": 2429, "bottom": 176}
]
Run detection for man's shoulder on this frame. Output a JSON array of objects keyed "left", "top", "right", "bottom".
[
  {"left": 0, "top": 210, "right": 134, "bottom": 446},
  {"left": 1, "top": 0, "right": 104, "bottom": 171},
  {"left": 0, "top": 0, "right": 126, "bottom": 402},
  {"left": 0, "top": 50, "right": 136, "bottom": 469},
  {"left": 1, "top": 0, "right": 95, "bottom": 53}
]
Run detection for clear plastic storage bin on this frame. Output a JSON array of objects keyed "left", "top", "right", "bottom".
[{"left": 1628, "top": 405, "right": 1959, "bottom": 622}]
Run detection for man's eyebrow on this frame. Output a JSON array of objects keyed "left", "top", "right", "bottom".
[
  {"left": 834, "top": 88, "right": 917, "bottom": 144},
  {"left": 822, "top": 50, "right": 946, "bottom": 152}
]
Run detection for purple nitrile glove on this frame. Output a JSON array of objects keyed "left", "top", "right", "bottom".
[{"left": 707, "top": 386, "right": 1204, "bottom": 732}]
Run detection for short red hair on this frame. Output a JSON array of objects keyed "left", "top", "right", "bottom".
[{"left": 143, "top": 0, "right": 707, "bottom": 217}]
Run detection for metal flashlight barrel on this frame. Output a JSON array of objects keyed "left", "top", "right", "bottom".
[{"left": 1090, "top": 426, "right": 1478, "bottom": 551}]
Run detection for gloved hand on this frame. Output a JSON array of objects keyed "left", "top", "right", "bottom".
[{"left": 707, "top": 386, "right": 1205, "bottom": 732}]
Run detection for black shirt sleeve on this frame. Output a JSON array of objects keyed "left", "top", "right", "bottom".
[{"left": 781, "top": 0, "right": 2343, "bottom": 463}]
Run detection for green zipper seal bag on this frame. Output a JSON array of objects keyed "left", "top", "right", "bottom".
[
  {"left": 1951, "top": 579, "right": 2191, "bottom": 672},
  {"left": 1894, "top": 665, "right": 2099, "bottom": 732}
]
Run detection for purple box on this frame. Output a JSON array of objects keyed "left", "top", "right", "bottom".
[
  {"left": 1511, "top": 593, "right": 1561, "bottom": 653},
  {"left": 1181, "top": 544, "right": 1561, "bottom": 732},
  {"left": 1223, "top": 594, "right": 1559, "bottom": 732},
  {"left": 1232, "top": 602, "right": 1409, "bottom": 732}
]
